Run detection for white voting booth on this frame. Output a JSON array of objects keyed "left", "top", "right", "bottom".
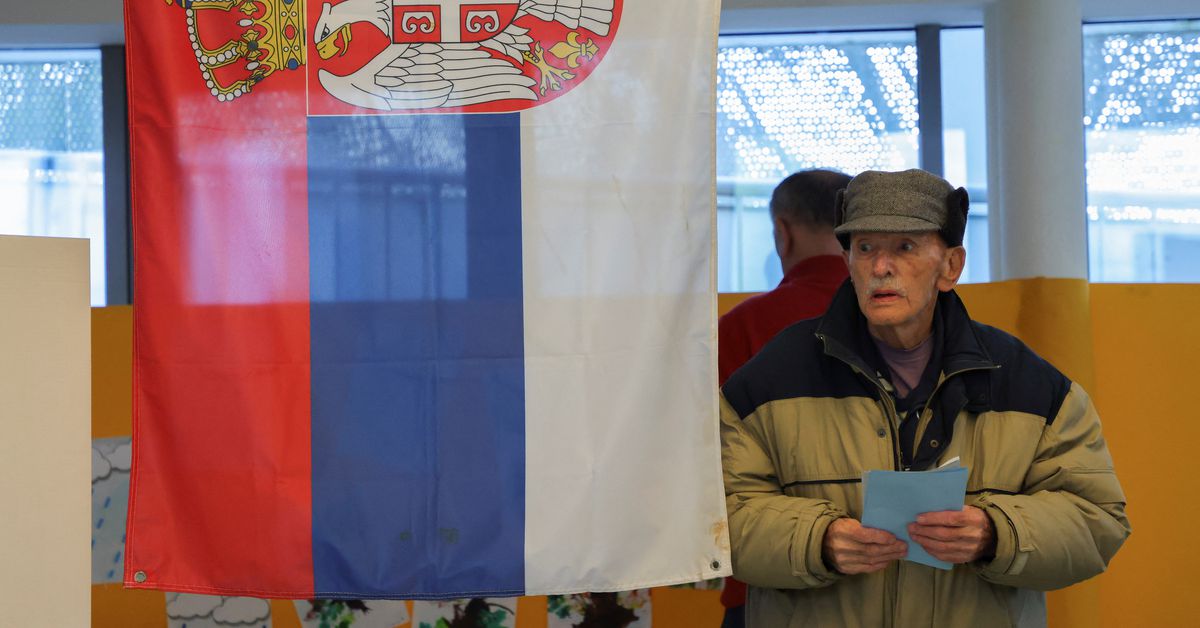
[{"left": 0, "top": 235, "right": 90, "bottom": 626}]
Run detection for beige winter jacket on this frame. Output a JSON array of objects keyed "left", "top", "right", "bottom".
[{"left": 720, "top": 283, "right": 1130, "bottom": 627}]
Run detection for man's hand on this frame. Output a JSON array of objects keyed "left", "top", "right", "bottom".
[
  {"left": 822, "top": 518, "right": 908, "bottom": 575},
  {"left": 908, "top": 506, "right": 996, "bottom": 564}
]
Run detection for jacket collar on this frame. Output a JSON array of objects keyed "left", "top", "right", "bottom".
[{"left": 815, "top": 280, "right": 996, "bottom": 379}]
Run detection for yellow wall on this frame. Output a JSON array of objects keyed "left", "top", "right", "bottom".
[
  {"left": 92, "top": 305, "right": 131, "bottom": 439},
  {"left": 1087, "top": 284, "right": 1199, "bottom": 627}
]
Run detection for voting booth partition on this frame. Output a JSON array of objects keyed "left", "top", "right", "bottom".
[{"left": 0, "top": 235, "right": 91, "bottom": 627}]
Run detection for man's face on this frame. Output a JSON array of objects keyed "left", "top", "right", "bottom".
[{"left": 843, "top": 231, "right": 965, "bottom": 345}]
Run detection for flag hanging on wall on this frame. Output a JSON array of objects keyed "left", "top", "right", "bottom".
[{"left": 124, "top": 0, "right": 727, "bottom": 598}]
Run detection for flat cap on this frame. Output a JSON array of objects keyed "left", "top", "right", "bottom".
[{"left": 834, "top": 169, "right": 968, "bottom": 238}]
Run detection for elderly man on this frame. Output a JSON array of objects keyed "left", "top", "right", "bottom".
[{"left": 720, "top": 169, "right": 1130, "bottom": 627}]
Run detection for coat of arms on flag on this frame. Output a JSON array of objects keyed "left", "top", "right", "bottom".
[{"left": 171, "top": 0, "right": 620, "bottom": 112}]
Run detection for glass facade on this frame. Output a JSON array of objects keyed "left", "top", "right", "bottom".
[
  {"left": 0, "top": 49, "right": 106, "bottom": 304},
  {"left": 1084, "top": 21, "right": 1200, "bottom": 282}
]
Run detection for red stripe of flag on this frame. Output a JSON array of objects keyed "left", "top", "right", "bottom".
[{"left": 124, "top": 1, "right": 314, "bottom": 596}]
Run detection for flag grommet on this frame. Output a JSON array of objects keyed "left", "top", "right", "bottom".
[
  {"left": 710, "top": 560, "right": 721, "bottom": 570},
  {"left": 133, "top": 571, "right": 147, "bottom": 583}
]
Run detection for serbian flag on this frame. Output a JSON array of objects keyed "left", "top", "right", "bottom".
[{"left": 124, "top": 0, "right": 726, "bottom": 599}]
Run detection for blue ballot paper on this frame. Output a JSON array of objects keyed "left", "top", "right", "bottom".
[{"left": 861, "top": 460, "right": 970, "bottom": 570}]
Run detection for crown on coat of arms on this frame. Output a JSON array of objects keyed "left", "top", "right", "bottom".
[{"left": 171, "top": 0, "right": 306, "bottom": 101}]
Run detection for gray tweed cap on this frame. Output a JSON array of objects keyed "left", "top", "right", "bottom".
[{"left": 834, "top": 169, "right": 961, "bottom": 236}]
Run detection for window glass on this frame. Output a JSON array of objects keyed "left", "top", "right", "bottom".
[
  {"left": 939, "top": 27, "right": 990, "bottom": 283},
  {"left": 717, "top": 31, "right": 919, "bottom": 292},
  {"left": 0, "top": 49, "right": 106, "bottom": 304},
  {"left": 1084, "top": 21, "right": 1200, "bottom": 282}
]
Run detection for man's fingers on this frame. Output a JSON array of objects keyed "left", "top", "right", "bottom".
[
  {"left": 911, "top": 532, "right": 973, "bottom": 550},
  {"left": 840, "top": 545, "right": 907, "bottom": 571},
  {"left": 832, "top": 541, "right": 905, "bottom": 561},
  {"left": 853, "top": 525, "right": 901, "bottom": 545},
  {"left": 915, "top": 510, "right": 967, "bottom": 526},
  {"left": 870, "top": 549, "right": 908, "bottom": 564},
  {"left": 829, "top": 540, "right": 906, "bottom": 567},
  {"left": 850, "top": 538, "right": 907, "bottom": 556},
  {"left": 860, "top": 543, "right": 908, "bottom": 563},
  {"left": 913, "top": 524, "right": 986, "bottom": 545},
  {"left": 829, "top": 540, "right": 908, "bottom": 574},
  {"left": 826, "top": 518, "right": 918, "bottom": 573},
  {"left": 912, "top": 536, "right": 967, "bottom": 561},
  {"left": 911, "top": 534, "right": 978, "bottom": 563},
  {"left": 908, "top": 523, "right": 960, "bottom": 542},
  {"left": 911, "top": 534, "right": 947, "bottom": 551}
]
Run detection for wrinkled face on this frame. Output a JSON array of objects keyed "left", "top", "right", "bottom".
[{"left": 844, "top": 232, "right": 964, "bottom": 342}]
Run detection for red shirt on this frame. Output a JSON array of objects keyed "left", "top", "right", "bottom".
[
  {"left": 720, "top": 254, "right": 849, "bottom": 384},
  {"left": 717, "top": 254, "right": 848, "bottom": 608}
]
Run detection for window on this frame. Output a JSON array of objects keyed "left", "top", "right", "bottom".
[
  {"left": 717, "top": 31, "right": 919, "bottom": 292},
  {"left": 939, "top": 27, "right": 990, "bottom": 284},
  {"left": 0, "top": 49, "right": 106, "bottom": 305},
  {"left": 1084, "top": 21, "right": 1200, "bottom": 282}
]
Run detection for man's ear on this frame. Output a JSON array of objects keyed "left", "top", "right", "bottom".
[
  {"left": 937, "top": 246, "right": 966, "bottom": 292},
  {"left": 773, "top": 215, "right": 793, "bottom": 259}
]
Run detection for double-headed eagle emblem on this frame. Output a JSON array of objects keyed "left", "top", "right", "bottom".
[{"left": 175, "top": 0, "right": 618, "bottom": 111}]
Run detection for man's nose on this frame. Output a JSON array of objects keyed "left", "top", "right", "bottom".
[{"left": 871, "top": 252, "right": 894, "bottom": 276}]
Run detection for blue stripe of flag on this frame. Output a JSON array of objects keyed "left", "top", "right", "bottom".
[{"left": 307, "top": 113, "right": 526, "bottom": 597}]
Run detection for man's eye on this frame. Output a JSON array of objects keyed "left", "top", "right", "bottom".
[
  {"left": 900, "top": 242, "right": 914, "bottom": 252},
  {"left": 858, "top": 243, "right": 872, "bottom": 252}
]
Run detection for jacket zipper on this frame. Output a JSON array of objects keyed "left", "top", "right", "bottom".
[
  {"left": 816, "top": 333, "right": 903, "bottom": 471},
  {"left": 912, "top": 364, "right": 1002, "bottom": 458},
  {"left": 872, "top": 373, "right": 903, "bottom": 470}
]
